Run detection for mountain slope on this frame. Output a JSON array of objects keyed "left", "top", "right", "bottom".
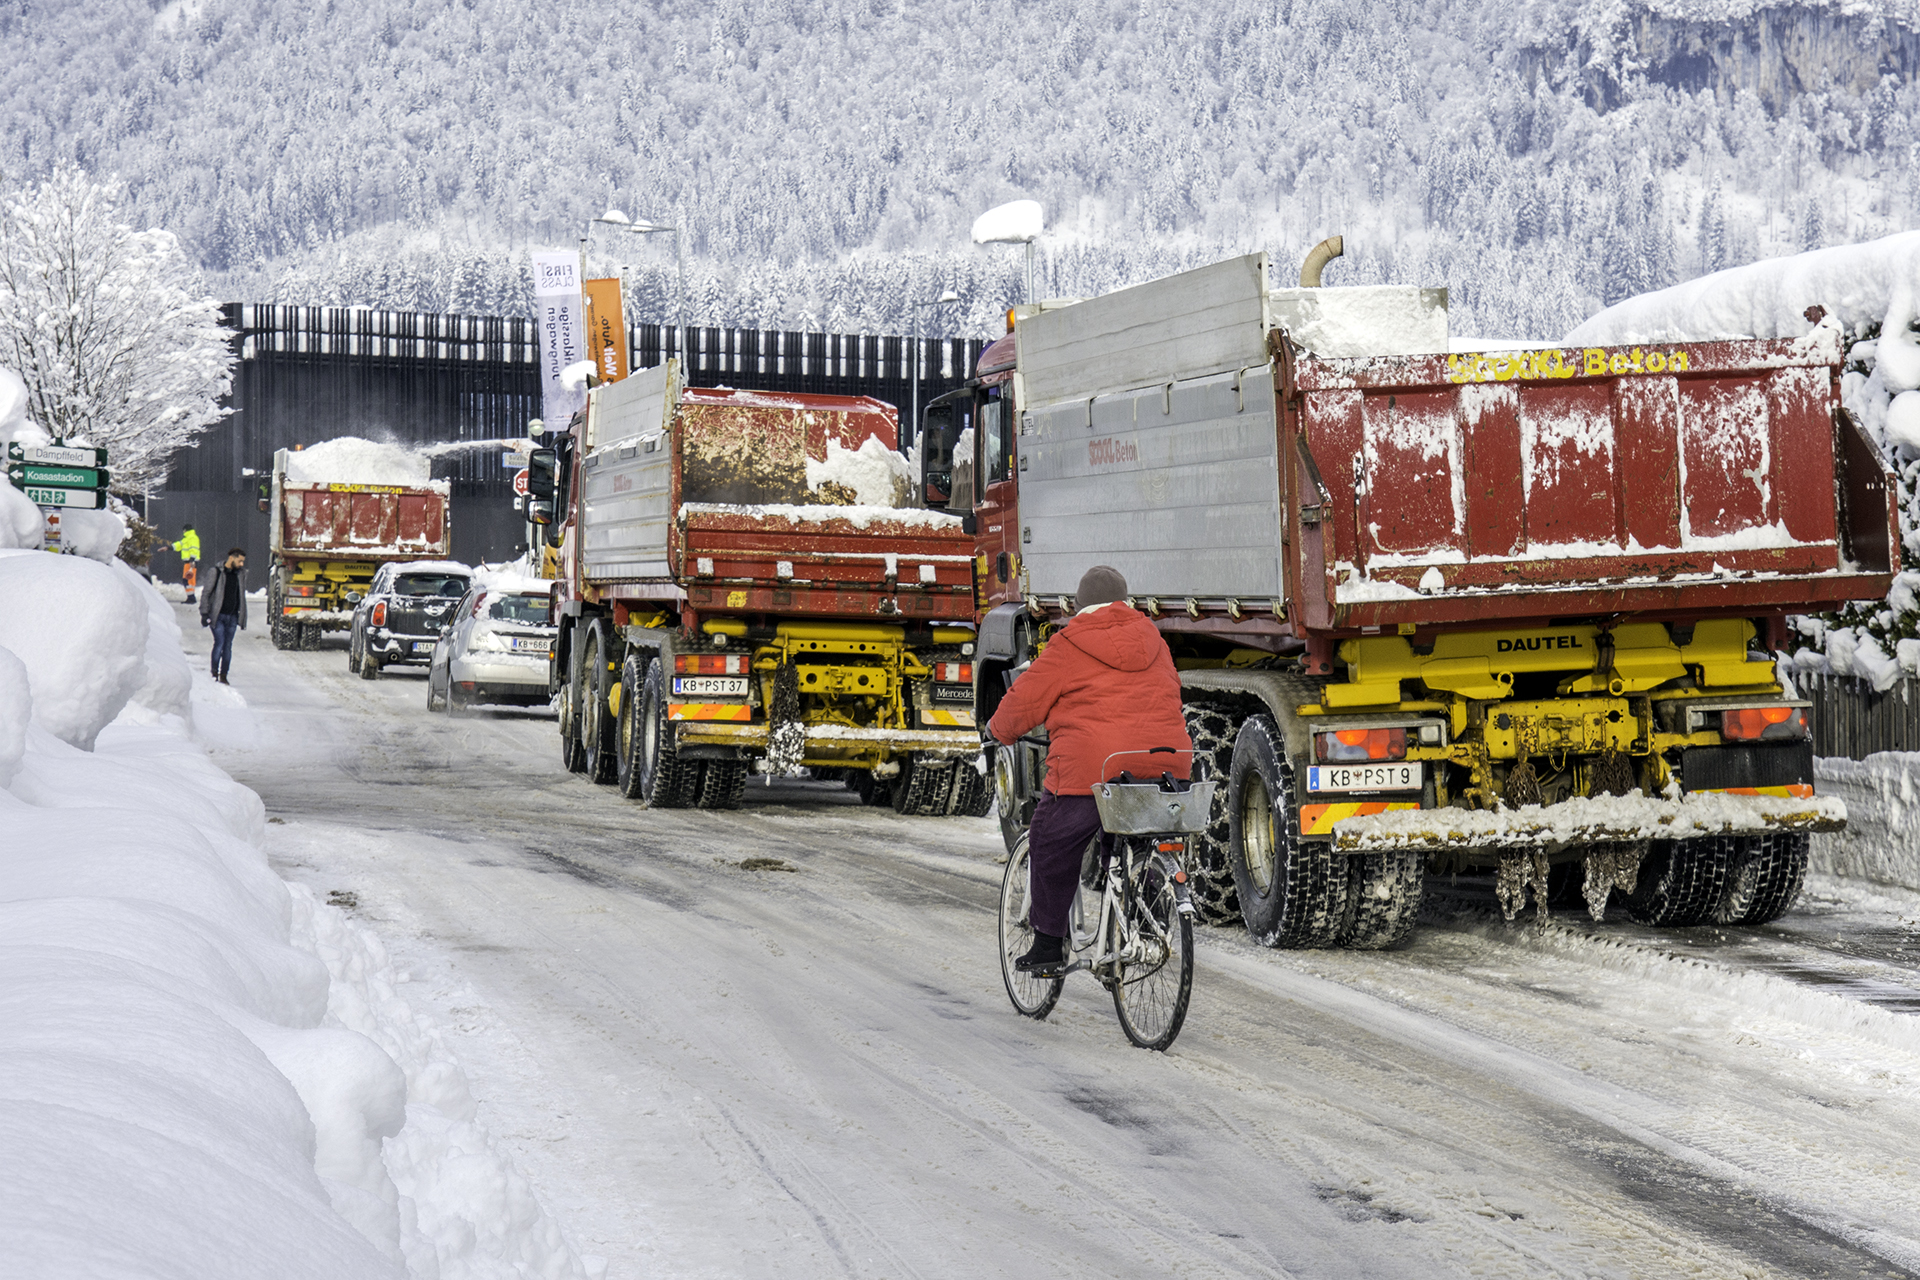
[{"left": 3, "top": 0, "right": 1915, "bottom": 336}]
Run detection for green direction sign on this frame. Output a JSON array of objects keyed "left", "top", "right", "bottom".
[
  {"left": 23, "top": 484, "right": 101, "bottom": 510},
  {"left": 7, "top": 464, "right": 108, "bottom": 489},
  {"left": 6, "top": 441, "right": 107, "bottom": 468}
]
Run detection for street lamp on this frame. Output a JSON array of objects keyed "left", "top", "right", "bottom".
[
  {"left": 587, "top": 209, "right": 687, "bottom": 366},
  {"left": 911, "top": 289, "right": 962, "bottom": 455}
]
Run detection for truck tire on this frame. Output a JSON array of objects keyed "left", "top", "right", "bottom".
[
  {"left": 299, "top": 624, "right": 321, "bottom": 651},
  {"left": 557, "top": 629, "right": 587, "bottom": 774},
  {"left": 851, "top": 771, "right": 895, "bottom": 807},
  {"left": 949, "top": 761, "right": 993, "bottom": 818},
  {"left": 1340, "top": 852, "right": 1425, "bottom": 949},
  {"left": 580, "top": 620, "right": 619, "bottom": 784},
  {"left": 893, "top": 756, "right": 956, "bottom": 816},
  {"left": 1715, "top": 832, "right": 1809, "bottom": 925},
  {"left": 1625, "top": 838, "right": 1729, "bottom": 927},
  {"left": 634, "top": 657, "right": 700, "bottom": 808},
  {"left": 268, "top": 583, "right": 297, "bottom": 650},
  {"left": 1227, "top": 714, "right": 1348, "bottom": 948},
  {"left": 1182, "top": 700, "right": 1244, "bottom": 925},
  {"left": 697, "top": 761, "right": 748, "bottom": 810}
]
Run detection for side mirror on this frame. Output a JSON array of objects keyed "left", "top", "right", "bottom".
[
  {"left": 527, "top": 497, "right": 554, "bottom": 526},
  {"left": 526, "top": 449, "right": 557, "bottom": 502}
]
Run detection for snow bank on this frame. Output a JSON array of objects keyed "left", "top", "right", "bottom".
[
  {"left": 1810, "top": 753, "right": 1920, "bottom": 892},
  {"left": 0, "top": 481, "right": 41, "bottom": 549},
  {"left": 57, "top": 506, "right": 129, "bottom": 562},
  {"left": 805, "top": 434, "right": 912, "bottom": 507},
  {"left": 284, "top": 437, "right": 432, "bottom": 487},
  {"left": 0, "top": 567, "right": 591, "bottom": 1278},
  {"left": 0, "top": 550, "right": 149, "bottom": 749}
]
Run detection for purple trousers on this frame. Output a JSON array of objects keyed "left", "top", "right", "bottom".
[{"left": 1026, "top": 790, "right": 1110, "bottom": 939}]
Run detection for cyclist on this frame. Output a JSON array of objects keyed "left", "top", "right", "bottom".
[{"left": 987, "top": 565, "right": 1191, "bottom": 977}]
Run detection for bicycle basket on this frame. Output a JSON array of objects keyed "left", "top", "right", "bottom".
[{"left": 1092, "top": 779, "right": 1216, "bottom": 836}]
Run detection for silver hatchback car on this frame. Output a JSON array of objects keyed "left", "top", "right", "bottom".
[{"left": 426, "top": 578, "right": 556, "bottom": 712}]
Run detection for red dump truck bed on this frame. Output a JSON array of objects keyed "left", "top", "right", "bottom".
[
  {"left": 275, "top": 481, "right": 450, "bottom": 559},
  {"left": 572, "top": 375, "right": 973, "bottom": 623},
  {"left": 1284, "top": 331, "right": 1897, "bottom": 636},
  {"left": 678, "top": 506, "right": 977, "bottom": 623}
]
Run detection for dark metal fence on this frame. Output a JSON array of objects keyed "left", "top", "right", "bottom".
[
  {"left": 149, "top": 305, "right": 984, "bottom": 574},
  {"left": 1799, "top": 670, "right": 1920, "bottom": 760}
]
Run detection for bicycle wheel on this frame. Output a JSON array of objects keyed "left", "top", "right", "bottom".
[
  {"left": 999, "top": 832, "right": 1063, "bottom": 1020},
  {"left": 1111, "top": 849, "right": 1194, "bottom": 1051}
]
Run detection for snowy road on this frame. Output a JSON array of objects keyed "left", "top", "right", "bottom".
[{"left": 192, "top": 608, "right": 1920, "bottom": 1280}]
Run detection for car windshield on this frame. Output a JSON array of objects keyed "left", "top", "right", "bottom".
[
  {"left": 394, "top": 573, "right": 467, "bottom": 598},
  {"left": 489, "top": 593, "right": 550, "bottom": 625}
]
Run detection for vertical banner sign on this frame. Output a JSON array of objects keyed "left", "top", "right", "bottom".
[
  {"left": 531, "top": 251, "right": 587, "bottom": 426},
  {"left": 582, "top": 277, "right": 630, "bottom": 385}
]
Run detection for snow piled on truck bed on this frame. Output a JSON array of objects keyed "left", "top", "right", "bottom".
[
  {"left": 0, "top": 554, "right": 591, "bottom": 1279},
  {"left": 283, "top": 437, "right": 436, "bottom": 488},
  {"left": 805, "top": 435, "right": 912, "bottom": 507}
]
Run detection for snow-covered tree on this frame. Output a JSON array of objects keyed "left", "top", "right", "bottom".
[{"left": 0, "top": 165, "right": 233, "bottom": 493}]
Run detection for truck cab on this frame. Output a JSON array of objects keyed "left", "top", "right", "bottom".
[{"left": 918, "top": 333, "right": 1021, "bottom": 613}]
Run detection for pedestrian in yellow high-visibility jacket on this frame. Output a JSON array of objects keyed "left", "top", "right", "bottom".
[{"left": 171, "top": 525, "right": 201, "bottom": 602}]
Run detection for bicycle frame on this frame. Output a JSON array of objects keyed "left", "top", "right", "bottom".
[{"left": 1063, "top": 839, "right": 1187, "bottom": 980}]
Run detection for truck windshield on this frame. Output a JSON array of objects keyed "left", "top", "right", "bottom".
[
  {"left": 489, "top": 593, "right": 550, "bottom": 625},
  {"left": 395, "top": 573, "right": 468, "bottom": 598}
]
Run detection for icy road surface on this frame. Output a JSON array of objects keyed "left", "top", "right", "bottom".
[{"left": 191, "top": 610, "right": 1920, "bottom": 1280}]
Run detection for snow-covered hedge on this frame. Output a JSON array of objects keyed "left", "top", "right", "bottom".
[
  {"left": 1569, "top": 231, "right": 1920, "bottom": 686},
  {"left": 0, "top": 552, "right": 590, "bottom": 1279}
]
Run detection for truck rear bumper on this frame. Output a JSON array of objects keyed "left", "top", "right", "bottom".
[
  {"left": 1329, "top": 790, "right": 1847, "bottom": 854},
  {"left": 676, "top": 722, "right": 980, "bottom": 757}
]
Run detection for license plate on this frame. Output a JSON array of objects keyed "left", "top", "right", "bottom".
[
  {"left": 509, "top": 637, "right": 550, "bottom": 653},
  {"left": 931, "top": 684, "right": 972, "bottom": 703},
  {"left": 1307, "top": 763, "right": 1422, "bottom": 793},
  {"left": 673, "top": 676, "right": 748, "bottom": 696}
]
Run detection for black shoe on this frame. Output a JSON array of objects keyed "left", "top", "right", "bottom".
[
  {"left": 217, "top": 675, "right": 230, "bottom": 685},
  {"left": 1015, "top": 932, "right": 1067, "bottom": 975}
]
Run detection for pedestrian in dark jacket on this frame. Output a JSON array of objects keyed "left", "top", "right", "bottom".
[
  {"left": 988, "top": 564, "right": 1192, "bottom": 975},
  {"left": 198, "top": 548, "right": 248, "bottom": 684}
]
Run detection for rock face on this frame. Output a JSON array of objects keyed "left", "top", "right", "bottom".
[{"left": 1529, "top": 4, "right": 1920, "bottom": 115}]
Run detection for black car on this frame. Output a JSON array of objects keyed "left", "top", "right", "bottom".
[{"left": 348, "top": 560, "right": 472, "bottom": 679}]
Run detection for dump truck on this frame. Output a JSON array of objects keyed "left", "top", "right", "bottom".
[
  {"left": 527, "top": 361, "right": 990, "bottom": 814},
  {"left": 267, "top": 447, "right": 452, "bottom": 650},
  {"left": 929, "top": 252, "right": 1895, "bottom": 945}
]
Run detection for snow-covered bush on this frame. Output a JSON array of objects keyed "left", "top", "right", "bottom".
[{"left": 1568, "top": 231, "right": 1920, "bottom": 686}]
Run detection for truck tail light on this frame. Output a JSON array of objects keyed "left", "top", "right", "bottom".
[
  {"left": 936, "top": 662, "right": 973, "bottom": 683},
  {"left": 1314, "top": 727, "right": 1408, "bottom": 762},
  {"left": 371, "top": 601, "right": 387, "bottom": 626},
  {"left": 675, "top": 655, "right": 746, "bottom": 675},
  {"left": 1723, "top": 706, "right": 1808, "bottom": 741}
]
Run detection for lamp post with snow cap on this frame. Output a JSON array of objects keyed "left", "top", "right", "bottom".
[
  {"left": 972, "top": 200, "right": 1043, "bottom": 304},
  {"left": 910, "top": 290, "right": 962, "bottom": 455},
  {"left": 589, "top": 210, "right": 686, "bottom": 370}
]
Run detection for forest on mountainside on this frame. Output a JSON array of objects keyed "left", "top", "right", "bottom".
[{"left": 4, "top": 0, "right": 1917, "bottom": 338}]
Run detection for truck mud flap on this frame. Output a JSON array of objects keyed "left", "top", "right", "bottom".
[{"left": 1328, "top": 790, "right": 1846, "bottom": 855}]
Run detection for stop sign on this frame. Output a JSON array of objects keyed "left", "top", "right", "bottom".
[{"left": 512, "top": 468, "right": 530, "bottom": 497}]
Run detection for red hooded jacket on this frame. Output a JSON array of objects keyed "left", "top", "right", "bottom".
[{"left": 988, "top": 603, "right": 1192, "bottom": 795}]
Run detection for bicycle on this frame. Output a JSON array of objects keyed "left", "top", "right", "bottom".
[{"left": 996, "top": 746, "right": 1212, "bottom": 1051}]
